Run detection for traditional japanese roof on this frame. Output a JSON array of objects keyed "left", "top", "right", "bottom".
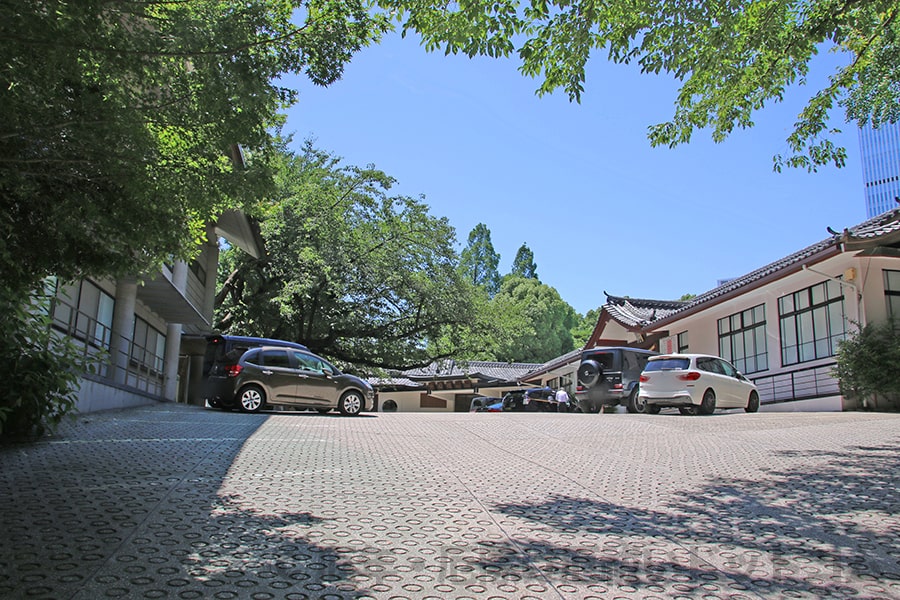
[
  {"left": 372, "top": 359, "right": 543, "bottom": 390},
  {"left": 521, "top": 347, "right": 583, "bottom": 380},
  {"left": 645, "top": 208, "right": 900, "bottom": 329},
  {"left": 604, "top": 293, "right": 689, "bottom": 328}
]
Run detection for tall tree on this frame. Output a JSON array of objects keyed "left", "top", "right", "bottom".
[
  {"left": 1, "top": 1, "right": 388, "bottom": 296},
  {"left": 382, "top": 0, "right": 900, "bottom": 171},
  {"left": 491, "top": 276, "right": 577, "bottom": 363},
  {"left": 510, "top": 243, "right": 539, "bottom": 279},
  {"left": 459, "top": 223, "right": 502, "bottom": 296},
  {"left": 571, "top": 307, "right": 601, "bottom": 348},
  {"left": 215, "top": 143, "right": 476, "bottom": 370},
  {"left": 428, "top": 284, "right": 531, "bottom": 362}
]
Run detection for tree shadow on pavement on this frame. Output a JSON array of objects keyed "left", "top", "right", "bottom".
[
  {"left": 0, "top": 406, "right": 380, "bottom": 599},
  {"left": 475, "top": 442, "right": 900, "bottom": 598}
]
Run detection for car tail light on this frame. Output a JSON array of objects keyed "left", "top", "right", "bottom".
[
  {"left": 639, "top": 375, "right": 649, "bottom": 383},
  {"left": 225, "top": 364, "right": 243, "bottom": 377},
  {"left": 613, "top": 383, "right": 623, "bottom": 389},
  {"left": 576, "top": 385, "right": 584, "bottom": 392},
  {"left": 677, "top": 371, "right": 701, "bottom": 381}
]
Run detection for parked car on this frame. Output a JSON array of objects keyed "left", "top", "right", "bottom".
[
  {"left": 473, "top": 399, "right": 504, "bottom": 412},
  {"left": 501, "top": 387, "right": 557, "bottom": 412},
  {"left": 574, "top": 347, "right": 658, "bottom": 413},
  {"left": 206, "top": 346, "right": 374, "bottom": 416},
  {"left": 469, "top": 396, "right": 501, "bottom": 412},
  {"left": 203, "top": 334, "right": 307, "bottom": 378},
  {"left": 637, "top": 354, "right": 761, "bottom": 415}
]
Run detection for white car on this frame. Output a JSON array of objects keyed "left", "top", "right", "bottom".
[{"left": 637, "top": 354, "right": 760, "bottom": 415}]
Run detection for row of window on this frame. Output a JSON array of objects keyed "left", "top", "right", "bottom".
[
  {"left": 703, "top": 271, "right": 899, "bottom": 375},
  {"left": 50, "top": 279, "right": 167, "bottom": 378}
]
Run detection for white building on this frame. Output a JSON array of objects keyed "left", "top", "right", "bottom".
[
  {"left": 49, "top": 211, "right": 263, "bottom": 413},
  {"left": 584, "top": 209, "right": 900, "bottom": 411}
]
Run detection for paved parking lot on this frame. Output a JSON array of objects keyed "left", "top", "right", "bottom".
[{"left": 1, "top": 403, "right": 899, "bottom": 599}]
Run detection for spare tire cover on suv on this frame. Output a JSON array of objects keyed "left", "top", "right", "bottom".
[{"left": 577, "top": 360, "right": 604, "bottom": 387}]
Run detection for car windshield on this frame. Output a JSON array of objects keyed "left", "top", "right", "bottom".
[{"left": 644, "top": 357, "right": 691, "bottom": 371}]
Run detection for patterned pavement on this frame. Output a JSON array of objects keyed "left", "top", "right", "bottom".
[{"left": 1, "top": 404, "right": 899, "bottom": 599}]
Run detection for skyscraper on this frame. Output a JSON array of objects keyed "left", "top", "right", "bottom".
[{"left": 858, "top": 121, "right": 900, "bottom": 218}]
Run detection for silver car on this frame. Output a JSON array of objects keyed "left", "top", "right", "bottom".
[
  {"left": 638, "top": 353, "right": 760, "bottom": 415},
  {"left": 219, "top": 346, "right": 374, "bottom": 415}
]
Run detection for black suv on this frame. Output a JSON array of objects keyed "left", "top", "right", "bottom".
[{"left": 574, "top": 347, "right": 657, "bottom": 413}]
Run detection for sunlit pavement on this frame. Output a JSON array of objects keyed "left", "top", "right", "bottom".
[{"left": 1, "top": 404, "right": 899, "bottom": 600}]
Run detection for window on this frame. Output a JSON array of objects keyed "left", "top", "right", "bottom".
[
  {"left": 51, "top": 280, "right": 114, "bottom": 349},
  {"left": 718, "top": 304, "right": 768, "bottom": 374},
  {"left": 696, "top": 357, "right": 722, "bottom": 374},
  {"left": 132, "top": 318, "right": 166, "bottom": 374},
  {"left": 189, "top": 259, "right": 207, "bottom": 283},
  {"left": 677, "top": 331, "right": 689, "bottom": 353},
  {"left": 778, "top": 281, "right": 846, "bottom": 366},
  {"left": 716, "top": 359, "right": 738, "bottom": 378},
  {"left": 260, "top": 349, "right": 291, "bottom": 369},
  {"left": 885, "top": 270, "right": 900, "bottom": 319}
]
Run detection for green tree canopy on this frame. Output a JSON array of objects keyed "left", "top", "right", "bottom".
[
  {"left": 571, "top": 307, "right": 601, "bottom": 348},
  {"left": 383, "top": 0, "right": 900, "bottom": 171},
  {"left": 491, "top": 276, "right": 577, "bottom": 362},
  {"left": 215, "top": 142, "right": 475, "bottom": 370},
  {"left": 511, "top": 243, "right": 539, "bottom": 279},
  {"left": 459, "top": 223, "right": 502, "bottom": 296},
  {"left": 431, "top": 275, "right": 578, "bottom": 363},
  {"left": 1, "top": 1, "right": 388, "bottom": 296}
]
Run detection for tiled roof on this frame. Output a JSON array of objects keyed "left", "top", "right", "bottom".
[
  {"left": 402, "top": 359, "right": 542, "bottom": 381},
  {"left": 368, "top": 376, "right": 419, "bottom": 388},
  {"left": 843, "top": 208, "right": 900, "bottom": 244},
  {"left": 523, "top": 347, "right": 583, "bottom": 378},
  {"left": 372, "top": 360, "right": 543, "bottom": 389},
  {"left": 604, "top": 293, "right": 689, "bottom": 328},
  {"left": 647, "top": 208, "right": 900, "bottom": 326}
]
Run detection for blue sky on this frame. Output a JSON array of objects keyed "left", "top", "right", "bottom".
[{"left": 281, "top": 32, "right": 865, "bottom": 316}]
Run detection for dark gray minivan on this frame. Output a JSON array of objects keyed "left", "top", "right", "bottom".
[
  {"left": 207, "top": 345, "right": 374, "bottom": 416},
  {"left": 201, "top": 335, "right": 307, "bottom": 404}
]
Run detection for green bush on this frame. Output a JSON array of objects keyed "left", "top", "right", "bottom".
[
  {"left": 0, "top": 287, "right": 90, "bottom": 440},
  {"left": 833, "top": 319, "right": 900, "bottom": 410}
]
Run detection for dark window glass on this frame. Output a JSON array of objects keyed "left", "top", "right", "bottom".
[
  {"left": 261, "top": 349, "right": 291, "bottom": 368},
  {"left": 778, "top": 282, "right": 846, "bottom": 366},
  {"left": 644, "top": 358, "right": 690, "bottom": 371},
  {"left": 717, "top": 304, "right": 767, "bottom": 374}
]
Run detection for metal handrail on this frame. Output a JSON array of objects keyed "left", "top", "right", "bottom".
[
  {"left": 749, "top": 362, "right": 840, "bottom": 405},
  {"left": 48, "top": 297, "right": 165, "bottom": 396}
]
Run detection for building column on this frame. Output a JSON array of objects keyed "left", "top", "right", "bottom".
[
  {"left": 163, "top": 260, "right": 190, "bottom": 401},
  {"left": 203, "top": 225, "right": 219, "bottom": 323},
  {"left": 111, "top": 277, "right": 137, "bottom": 386},
  {"left": 163, "top": 322, "right": 183, "bottom": 401}
]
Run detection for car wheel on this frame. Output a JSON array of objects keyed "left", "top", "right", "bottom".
[
  {"left": 626, "top": 387, "right": 648, "bottom": 414},
  {"left": 237, "top": 384, "right": 266, "bottom": 413},
  {"left": 577, "top": 360, "right": 604, "bottom": 387},
  {"left": 699, "top": 389, "right": 716, "bottom": 415},
  {"left": 317, "top": 408, "right": 331, "bottom": 415},
  {"left": 338, "top": 390, "right": 364, "bottom": 416},
  {"left": 679, "top": 406, "right": 698, "bottom": 416},
  {"left": 745, "top": 391, "right": 760, "bottom": 413}
]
